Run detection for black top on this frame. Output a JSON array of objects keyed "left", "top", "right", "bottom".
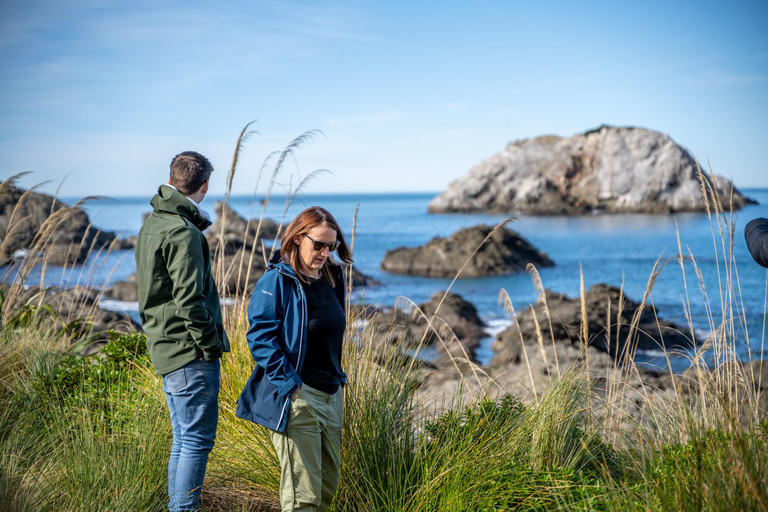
[
  {"left": 745, "top": 218, "right": 768, "bottom": 269},
  {"left": 299, "top": 275, "right": 346, "bottom": 394}
]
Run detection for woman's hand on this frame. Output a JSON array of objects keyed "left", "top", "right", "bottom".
[{"left": 290, "top": 385, "right": 302, "bottom": 400}]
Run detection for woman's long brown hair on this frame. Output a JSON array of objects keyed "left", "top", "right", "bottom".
[{"left": 279, "top": 206, "right": 353, "bottom": 286}]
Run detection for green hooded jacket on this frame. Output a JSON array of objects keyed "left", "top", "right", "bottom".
[{"left": 135, "top": 185, "right": 230, "bottom": 375}]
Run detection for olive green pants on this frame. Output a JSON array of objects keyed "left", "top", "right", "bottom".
[{"left": 271, "top": 384, "right": 344, "bottom": 512}]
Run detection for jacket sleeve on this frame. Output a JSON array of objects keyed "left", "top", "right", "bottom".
[
  {"left": 745, "top": 218, "right": 768, "bottom": 269},
  {"left": 335, "top": 266, "right": 348, "bottom": 387},
  {"left": 246, "top": 270, "right": 302, "bottom": 398},
  {"left": 163, "top": 227, "right": 221, "bottom": 360}
]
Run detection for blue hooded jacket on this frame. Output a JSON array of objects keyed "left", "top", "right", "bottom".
[{"left": 236, "top": 252, "right": 346, "bottom": 432}]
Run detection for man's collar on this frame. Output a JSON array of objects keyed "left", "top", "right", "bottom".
[{"left": 164, "top": 184, "right": 211, "bottom": 223}]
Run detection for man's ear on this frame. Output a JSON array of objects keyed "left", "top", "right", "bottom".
[{"left": 201, "top": 180, "right": 209, "bottom": 194}]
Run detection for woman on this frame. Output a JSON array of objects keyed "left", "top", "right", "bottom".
[{"left": 237, "top": 206, "right": 353, "bottom": 512}]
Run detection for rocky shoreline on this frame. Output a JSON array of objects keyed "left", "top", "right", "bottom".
[
  {"left": 0, "top": 180, "right": 135, "bottom": 266},
  {"left": 357, "top": 291, "right": 487, "bottom": 362},
  {"left": 353, "top": 283, "right": 735, "bottom": 423}
]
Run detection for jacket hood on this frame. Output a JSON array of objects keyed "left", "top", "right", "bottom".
[
  {"left": 268, "top": 250, "right": 297, "bottom": 276},
  {"left": 150, "top": 185, "right": 212, "bottom": 231}
]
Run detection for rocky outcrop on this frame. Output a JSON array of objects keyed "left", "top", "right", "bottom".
[
  {"left": 0, "top": 283, "right": 139, "bottom": 336},
  {"left": 414, "top": 284, "right": 696, "bottom": 423},
  {"left": 205, "top": 201, "right": 280, "bottom": 255},
  {"left": 362, "top": 291, "right": 486, "bottom": 361},
  {"left": 0, "top": 180, "right": 124, "bottom": 265},
  {"left": 199, "top": 202, "right": 275, "bottom": 294},
  {"left": 380, "top": 224, "right": 553, "bottom": 277},
  {"left": 493, "top": 283, "right": 696, "bottom": 362},
  {"left": 348, "top": 266, "right": 378, "bottom": 288},
  {"left": 428, "top": 126, "right": 756, "bottom": 215},
  {"left": 104, "top": 273, "right": 139, "bottom": 302}
]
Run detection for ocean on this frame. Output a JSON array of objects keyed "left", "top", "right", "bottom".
[{"left": 15, "top": 188, "right": 768, "bottom": 372}]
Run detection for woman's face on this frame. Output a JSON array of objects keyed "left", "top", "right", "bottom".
[{"left": 294, "top": 224, "right": 338, "bottom": 278}]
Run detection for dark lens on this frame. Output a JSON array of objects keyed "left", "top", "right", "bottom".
[
  {"left": 311, "top": 240, "right": 325, "bottom": 251},
  {"left": 328, "top": 241, "right": 340, "bottom": 252}
]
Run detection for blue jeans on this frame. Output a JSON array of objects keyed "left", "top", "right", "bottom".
[{"left": 162, "top": 359, "right": 220, "bottom": 512}]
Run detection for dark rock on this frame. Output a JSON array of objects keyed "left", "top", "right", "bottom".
[
  {"left": 0, "top": 180, "right": 119, "bottom": 265},
  {"left": 53, "top": 286, "right": 139, "bottom": 334},
  {"left": 429, "top": 126, "right": 756, "bottom": 215},
  {"left": 349, "top": 266, "right": 378, "bottom": 288},
  {"left": 111, "top": 237, "right": 137, "bottom": 250},
  {"left": 380, "top": 224, "right": 554, "bottom": 278},
  {"left": 365, "top": 291, "right": 486, "bottom": 361},
  {"left": 205, "top": 201, "right": 279, "bottom": 256},
  {"left": 104, "top": 273, "right": 139, "bottom": 302},
  {"left": 0, "top": 283, "right": 139, "bottom": 336},
  {"left": 493, "top": 284, "right": 696, "bottom": 361},
  {"left": 198, "top": 202, "right": 282, "bottom": 295},
  {"left": 214, "top": 249, "right": 269, "bottom": 295}
]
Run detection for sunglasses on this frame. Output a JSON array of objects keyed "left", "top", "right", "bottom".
[{"left": 304, "top": 234, "right": 341, "bottom": 252}]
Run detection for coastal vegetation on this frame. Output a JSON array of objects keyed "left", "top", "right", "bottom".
[{"left": 0, "top": 127, "right": 766, "bottom": 511}]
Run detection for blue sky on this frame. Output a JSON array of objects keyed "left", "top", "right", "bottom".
[{"left": 1, "top": 0, "right": 767, "bottom": 197}]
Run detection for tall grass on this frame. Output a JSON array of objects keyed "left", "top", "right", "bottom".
[
  {"left": 0, "top": 128, "right": 765, "bottom": 511},
  {"left": 0, "top": 326, "right": 168, "bottom": 511}
]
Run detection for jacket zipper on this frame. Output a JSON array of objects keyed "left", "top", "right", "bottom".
[{"left": 276, "top": 268, "right": 306, "bottom": 429}]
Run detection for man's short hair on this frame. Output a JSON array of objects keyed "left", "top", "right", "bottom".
[{"left": 170, "top": 151, "right": 214, "bottom": 195}]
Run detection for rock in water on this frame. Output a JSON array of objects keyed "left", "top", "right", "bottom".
[
  {"left": 106, "top": 273, "right": 139, "bottom": 302},
  {"left": 0, "top": 180, "right": 120, "bottom": 265},
  {"left": 428, "top": 125, "right": 755, "bottom": 214},
  {"left": 0, "top": 283, "right": 139, "bottom": 335},
  {"left": 380, "top": 224, "right": 554, "bottom": 277},
  {"left": 205, "top": 201, "right": 280, "bottom": 255},
  {"left": 363, "top": 291, "right": 486, "bottom": 361},
  {"left": 493, "top": 283, "right": 696, "bottom": 362}
]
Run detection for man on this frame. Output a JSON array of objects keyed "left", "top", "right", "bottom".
[
  {"left": 136, "top": 151, "right": 230, "bottom": 512},
  {"left": 745, "top": 216, "right": 768, "bottom": 268}
]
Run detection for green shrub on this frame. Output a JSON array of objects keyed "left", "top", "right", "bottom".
[
  {"left": 424, "top": 395, "right": 526, "bottom": 438},
  {"left": 27, "top": 331, "right": 153, "bottom": 430}
]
